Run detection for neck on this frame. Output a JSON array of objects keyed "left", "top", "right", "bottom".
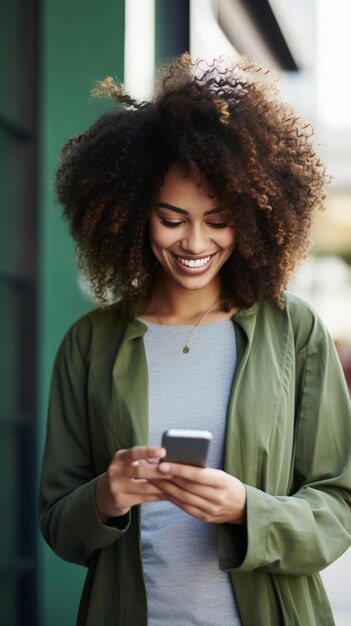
[{"left": 146, "top": 276, "right": 222, "bottom": 322}]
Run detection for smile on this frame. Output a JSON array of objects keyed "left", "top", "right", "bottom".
[{"left": 177, "top": 255, "right": 212, "bottom": 268}]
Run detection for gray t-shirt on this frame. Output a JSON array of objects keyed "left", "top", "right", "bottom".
[{"left": 141, "top": 320, "right": 242, "bottom": 626}]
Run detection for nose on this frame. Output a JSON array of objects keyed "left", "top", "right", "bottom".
[{"left": 181, "top": 223, "right": 209, "bottom": 254}]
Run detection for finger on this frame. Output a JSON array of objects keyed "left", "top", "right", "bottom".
[
  {"left": 128, "top": 481, "right": 164, "bottom": 496},
  {"left": 136, "top": 458, "right": 161, "bottom": 465},
  {"left": 113, "top": 478, "right": 166, "bottom": 496},
  {"left": 107, "top": 464, "right": 173, "bottom": 485},
  {"left": 129, "top": 481, "right": 166, "bottom": 495},
  {"left": 153, "top": 477, "right": 247, "bottom": 524},
  {"left": 108, "top": 452, "right": 167, "bottom": 478},
  {"left": 165, "top": 494, "right": 214, "bottom": 522},
  {"left": 110, "top": 477, "right": 163, "bottom": 494},
  {"left": 117, "top": 446, "right": 166, "bottom": 464},
  {"left": 159, "top": 476, "right": 222, "bottom": 503},
  {"left": 140, "top": 494, "right": 166, "bottom": 503},
  {"left": 159, "top": 462, "right": 218, "bottom": 485},
  {"left": 151, "top": 479, "right": 214, "bottom": 513},
  {"left": 121, "top": 464, "right": 173, "bottom": 480}
]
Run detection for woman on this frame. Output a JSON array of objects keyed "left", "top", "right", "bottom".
[{"left": 39, "top": 55, "right": 351, "bottom": 625}]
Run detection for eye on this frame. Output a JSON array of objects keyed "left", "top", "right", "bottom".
[
  {"left": 207, "top": 222, "right": 229, "bottom": 229},
  {"left": 160, "top": 219, "right": 184, "bottom": 228}
]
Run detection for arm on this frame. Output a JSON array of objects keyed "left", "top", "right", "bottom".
[
  {"left": 218, "top": 323, "right": 351, "bottom": 575},
  {"left": 39, "top": 326, "right": 131, "bottom": 567},
  {"left": 39, "top": 323, "right": 172, "bottom": 566}
]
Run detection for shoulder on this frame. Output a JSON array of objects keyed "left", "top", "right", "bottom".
[
  {"left": 252, "top": 291, "right": 331, "bottom": 352},
  {"left": 282, "top": 291, "right": 331, "bottom": 352},
  {"left": 241, "top": 292, "right": 331, "bottom": 354},
  {"left": 56, "top": 306, "right": 128, "bottom": 367}
]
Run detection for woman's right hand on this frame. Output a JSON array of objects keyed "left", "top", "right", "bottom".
[{"left": 94, "top": 446, "right": 171, "bottom": 523}]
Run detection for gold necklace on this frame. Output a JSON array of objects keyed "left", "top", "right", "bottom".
[{"left": 156, "top": 298, "right": 219, "bottom": 354}]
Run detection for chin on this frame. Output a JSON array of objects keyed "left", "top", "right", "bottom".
[{"left": 172, "top": 274, "right": 218, "bottom": 291}]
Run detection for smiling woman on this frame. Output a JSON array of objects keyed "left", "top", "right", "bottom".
[
  {"left": 55, "top": 54, "right": 326, "bottom": 312},
  {"left": 39, "top": 54, "right": 351, "bottom": 626}
]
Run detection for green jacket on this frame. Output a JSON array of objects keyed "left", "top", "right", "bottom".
[{"left": 39, "top": 292, "right": 351, "bottom": 626}]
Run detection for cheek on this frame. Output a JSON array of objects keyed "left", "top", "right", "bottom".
[
  {"left": 220, "top": 229, "right": 236, "bottom": 252},
  {"left": 149, "top": 221, "right": 176, "bottom": 251}
]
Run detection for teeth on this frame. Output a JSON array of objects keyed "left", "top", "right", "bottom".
[{"left": 177, "top": 256, "right": 211, "bottom": 268}]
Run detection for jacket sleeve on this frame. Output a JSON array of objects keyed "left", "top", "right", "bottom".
[
  {"left": 218, "top": 317, "right": 351, "bottom": 575},
  {"left": 39, "top": 322, "right": 130, "bottom": 567}
]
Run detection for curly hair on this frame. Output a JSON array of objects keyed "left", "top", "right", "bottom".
[{"left": 56, "top": 54, "right": 328, "bottom": 311}]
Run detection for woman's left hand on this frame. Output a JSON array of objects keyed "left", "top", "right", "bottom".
[{"left": 151, "top": 462, "right": 247, "bottom": 525}]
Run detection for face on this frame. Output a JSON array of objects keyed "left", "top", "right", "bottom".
[{"left": 149, "top": 165, "right": 236, "bottom": 292}]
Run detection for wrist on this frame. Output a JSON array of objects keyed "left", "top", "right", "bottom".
[
  {"left": 95, "top": 473, "right": 130, "bottom": 523},
  {"left": 95, "top": 474, "right": 110, "bottom": 523},
  {"left": 235, "top": 482, "right": 247, "bottom": 525}
]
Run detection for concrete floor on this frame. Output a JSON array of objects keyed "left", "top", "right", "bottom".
[{"left": 321, "top": 548, "right": 351, "bottom": 626}]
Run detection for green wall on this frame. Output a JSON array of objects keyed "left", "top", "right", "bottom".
[
  {"left": 38, "top": 1, "right": 124, "bottom": 624},
  {"left": 155, "top": 0, "right": 189, "bottom": 65}
]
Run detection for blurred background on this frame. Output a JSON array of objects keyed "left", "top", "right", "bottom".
[{"left": 1, "top": 0, "right": 350, "bottom": 624}]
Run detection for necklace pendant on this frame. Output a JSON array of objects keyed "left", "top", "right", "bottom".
[{"left": 182, "top": 345, "right": 190, "bottom": 354}]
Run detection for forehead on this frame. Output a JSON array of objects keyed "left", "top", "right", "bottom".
[{"left": 157, "top": 165, "right": 217, "bottom": 213}]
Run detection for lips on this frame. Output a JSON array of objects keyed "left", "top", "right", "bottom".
[{"left": 171, "top": 252, "right": 217, "bottom": 274}]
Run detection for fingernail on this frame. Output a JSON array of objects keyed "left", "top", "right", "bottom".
[{"left": 159, "top": 462, "right": 170, "bottom": 473}]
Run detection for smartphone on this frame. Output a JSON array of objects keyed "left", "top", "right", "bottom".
[{"left": 161, "top": 429, "right": 213, "bottom": 467}]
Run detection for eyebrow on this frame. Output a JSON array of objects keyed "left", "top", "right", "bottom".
[{"left": 157, "top": 202, "right": 222, "bottom": 216}]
